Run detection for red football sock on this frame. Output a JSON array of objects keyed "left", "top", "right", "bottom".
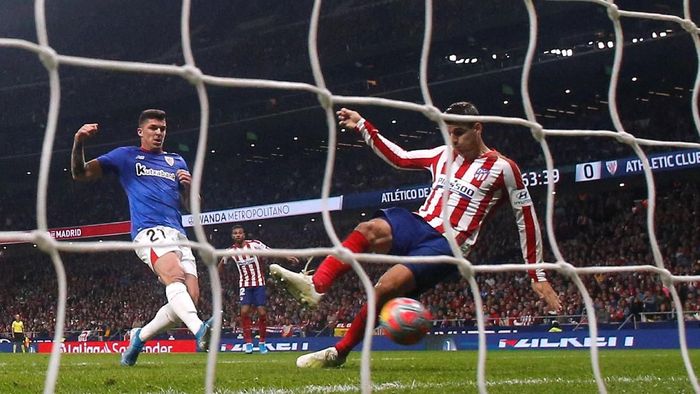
[
  {"left": 313, "top": 230, "right": 369, "bottom": 294},
  {"left": 258, "top": 315, "right": 267, "bottom": 342},
  {"left": 242, "top": 314, "right": 252, "bottom": 343},
  {"left": 335, "top": 303, "right": 370, "bottom": 357}
]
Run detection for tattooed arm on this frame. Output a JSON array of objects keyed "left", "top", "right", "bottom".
[{"left": 71, "top": 123, "right": 103, "bottom": 181}]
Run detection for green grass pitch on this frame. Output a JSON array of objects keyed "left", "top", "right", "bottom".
[{"left": 1, "top": 350, "right": 698, "bottom": 393}]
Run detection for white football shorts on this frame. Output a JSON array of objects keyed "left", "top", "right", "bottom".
[{"left": 134, "top": 226, "right": 197, "bottom": 277}]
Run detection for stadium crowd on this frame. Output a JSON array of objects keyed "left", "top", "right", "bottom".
[
  {"left": 0, "top": 0, "right": 694, "bottom": 233},
  {"left": 0, "top": 0, "right": 697, "bottom": 342},
  {"left": 0, "top": 78, "right": 697, "bottom": 342},
  {"left": 1, "top": 176, "right": 697, "bottom": 340}
]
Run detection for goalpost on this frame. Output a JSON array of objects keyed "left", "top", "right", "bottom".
[{"left": 0, "top": 1, "right": 699, "bottom": 393}]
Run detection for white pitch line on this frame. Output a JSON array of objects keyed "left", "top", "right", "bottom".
[{"left": 210, "top": 375, "right": 691, "bottom": 394}]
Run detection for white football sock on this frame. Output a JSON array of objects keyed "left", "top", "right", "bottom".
[
  {"left": 139, "top": 304, "right": 181, "bottom": 341},
  {"left": 165, "top": 282, "right": 203, "bottom": 335}
]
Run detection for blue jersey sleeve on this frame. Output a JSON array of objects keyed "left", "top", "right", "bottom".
[{"left": 96, "top": 147, "right": 128, "bottom": 175}]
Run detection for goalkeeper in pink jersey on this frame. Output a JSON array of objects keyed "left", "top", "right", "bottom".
[{"left": 271, "top": 102, "right": 561, "bottom": 368}]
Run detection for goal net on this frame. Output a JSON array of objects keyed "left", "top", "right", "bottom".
[{"left": 0, "top": 1, "right": 698, "bottom": 393}]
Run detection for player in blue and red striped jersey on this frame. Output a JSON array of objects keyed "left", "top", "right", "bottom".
[
  {"left": 71, "top": 109, "right": 213, "bottom": 366},
  {"left": 271, "top": 102, "right": 562, "bottom": 368},
  {"left": 218, "top": 225, "right": 298, "bottom": 354}
]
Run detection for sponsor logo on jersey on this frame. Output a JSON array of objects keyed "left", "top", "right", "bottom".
[
  {"left": 474, "top": 168, "right": 490, "bottom": 182},
  {"left": 498, "top": 336, "right": 634, "bottom": 349},
  {"left": 436, "top": 175, "right": 477, "bottom": 199},
  {"left": 510, "top": 188, "right": 532, "bottom": 207},
  {"left": 165, "top": 156, "right": 175, "bottom": 166},
  {"left": 606, "top": 160, "right": 618, "bottom": 175},
  {"left": 136, "top": 155, "right": 145, "bottom": 160},
  {"left": 135, "top": 162, "right": 176, "bottom": 181}
]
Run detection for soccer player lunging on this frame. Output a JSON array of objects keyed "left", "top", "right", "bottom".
[
  {"left": 271, "top": 102, "right": 562, "bottom": 368},
  {"left": 218, "top": 225, "right": 299, "bottom": 354},
  {"left": 71, "top": 109, "right": 213, "bottom": 366}
]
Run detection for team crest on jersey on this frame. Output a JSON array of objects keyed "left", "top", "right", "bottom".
[
  {"left": 605, "top": 160, "right": 618, "bottom": 175},
  {"left": 474, "top": 168, "right": 490, "bottom": 182},
  {"left": 165, "top": 156, "right": 175, "bottom": 166}
]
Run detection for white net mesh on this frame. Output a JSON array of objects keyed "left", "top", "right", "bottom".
[{"left": 0, "top": 0, "right": 699, "bottom": 393}]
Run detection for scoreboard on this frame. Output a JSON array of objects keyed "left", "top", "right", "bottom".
[{"left": 575, "top": 149, "right": 700, "bottom": 182}]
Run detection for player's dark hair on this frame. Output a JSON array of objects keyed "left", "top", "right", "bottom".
[
  {"left": 444, "top": 101, "right": 479, "bottom": 128},
  {"left": 232, "top": 224, "right": 244, "bottom": 232},
  {"left": 139, "top": 109, "right": 166, "bottom": 125}
]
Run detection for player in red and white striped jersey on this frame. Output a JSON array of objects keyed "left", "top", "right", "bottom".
[
  {"left": 218, "top": 225, "right": 298, "bottom": 354},
  {"left": 271, "top": 102, "right": 561, "bottom": 368}
]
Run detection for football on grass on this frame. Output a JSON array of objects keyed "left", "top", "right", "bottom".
[{"left": 379, "top": 297, "right": 432, "bottom": 345}]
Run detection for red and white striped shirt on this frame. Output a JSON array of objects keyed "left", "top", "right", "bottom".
[
  {"left": 358, "top": 119, "right": 545, "bottom": 282},
  {"left": 224, "top": 240, "right": 269, "bottom": 287}
]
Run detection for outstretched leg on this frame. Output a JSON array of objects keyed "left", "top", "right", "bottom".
[
  {"left": 271, "top": 219, "right": 392, "bottom": 307},
  {"left": 296, "top": 264, "right": 416, "bottom": 368}
]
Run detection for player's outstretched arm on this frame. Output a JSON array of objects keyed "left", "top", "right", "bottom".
[
  {"left": 71, "top": 123, "right": 103, "bottom": 181},
  {"left": 337, "top": 107, "right": 437, "bottom": 170},
  {"left": 532, "top": 281, "right": 562, "bottom": 313},
  {"left": 337, "top": 108, "right": 362, "bottom": 129}
]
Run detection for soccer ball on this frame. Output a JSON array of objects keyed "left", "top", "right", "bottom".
[{"left": 379, "top": 297, "right": 432, "bottom": 345}]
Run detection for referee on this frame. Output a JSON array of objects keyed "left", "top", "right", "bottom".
[{"left": 11, "top": 314, "right": 25, "bottom": 353}]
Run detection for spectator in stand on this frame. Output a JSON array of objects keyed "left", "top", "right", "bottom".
[
  {"left": 0, "top": 179, "right": 698, "bottom": 337},
  {"left": 281, "top": 319, "right": 295, "bottom": 338}
]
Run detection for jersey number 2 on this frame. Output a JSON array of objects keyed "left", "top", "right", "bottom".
[{"left": 147, "top": 228, "right": 167, "bottom": 242}]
